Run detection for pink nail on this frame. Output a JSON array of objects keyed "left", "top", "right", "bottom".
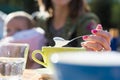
[
  {"left": 97, "top": 24, "right": 102, "bottom": 29},
  {"left": 82, "top": 35, "right": 88, "bottom": 40},
  {"left": 91, "top": 29, "right": 98, "bottom": 34}
]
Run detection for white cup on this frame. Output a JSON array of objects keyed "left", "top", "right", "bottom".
[{"left": 51, "top": 51, "right": 120, "bottom": 80}]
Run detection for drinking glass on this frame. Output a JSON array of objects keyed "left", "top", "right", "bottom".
[{"left": 0, "top": 43, "right": 29, "bottom": 80}]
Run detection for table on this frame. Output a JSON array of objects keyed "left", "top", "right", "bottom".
[{"left": 23, "top": 68, "right": 53, "bottom": 80}]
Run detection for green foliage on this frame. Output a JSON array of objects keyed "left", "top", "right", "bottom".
[
  {"left": 89, "top": 0, "right": 113, "bottom": 30},
  {"left": 89, "top": 0, "right": 120, "bottom": 29},
  {"left": 0, "top": 0, "right": 38, "bottom": 14},
  {"left": 111, "top": 3, "right": 120, "bottom": 28},
  {"left": 0, "top": 0, "right": 24, "bottom": 14}
]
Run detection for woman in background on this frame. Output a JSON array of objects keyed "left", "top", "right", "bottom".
[{"left": 36, "top": 0, "right": 111, "bottom": 51}]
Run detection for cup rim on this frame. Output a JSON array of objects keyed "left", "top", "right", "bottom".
[
  {"left": 42, "top": 46, "right": 84, "bottom": 49},
  {"left": 51, "top": 51, "right": 120, "bottom": 66}
]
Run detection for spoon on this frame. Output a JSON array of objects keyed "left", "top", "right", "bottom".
[{"left": 53, "top": 36, "right": 83, "bottom": 47}]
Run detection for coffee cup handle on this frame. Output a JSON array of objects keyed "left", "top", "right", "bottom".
[{"left": 32, "top": 50, "right": 47, "bottom": 67}]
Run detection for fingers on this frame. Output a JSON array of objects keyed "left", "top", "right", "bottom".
[
  {"left": 82, "top": 35, "right": 111, "bottom": 51},
  {"left": 81, "top": 41, "right": 103, "bottom": 51},
  {"left": 81, "top": 45, "right": 94, "bottom": 51},
  {"left": 92, "top": 30, "right": 112, "bottom": 44},
  {"left": 91, "top": 24, "right": 112, "bottom": 44},
  {"left": 82, "top": 24, "right": 112, "bottom": 51}
]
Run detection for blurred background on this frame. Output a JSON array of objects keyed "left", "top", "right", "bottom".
[
  {"left": 1, "top": 0, "right": 120, "bottom": 30},
  {"left": 0, "top": 0, "right": 120, "bottom": 51}
]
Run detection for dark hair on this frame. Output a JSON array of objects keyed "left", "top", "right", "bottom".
[{"left": 42, "top": 0, "right": 90, "bottom": 19}]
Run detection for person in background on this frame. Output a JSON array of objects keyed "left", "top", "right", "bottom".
[
  {"left": 36, "top": 0, "right": 111, "bottom": 51},
  {"left": 1, "top": 11, "right": 46, "bottom": 69},
  {"left": 4, "top": 11, "right": 35, "bottom": 37}
]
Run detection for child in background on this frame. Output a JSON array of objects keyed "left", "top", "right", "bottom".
[
  {"left": 1, "top": 11, "right": 46, "bottom": 69},
  {"left": 4, "top": 11, "right": 34, "bottom": 36}
]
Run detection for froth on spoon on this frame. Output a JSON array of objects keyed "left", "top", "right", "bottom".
[{"left": 53, "top": 36, "right": 83, "bottom": 47}]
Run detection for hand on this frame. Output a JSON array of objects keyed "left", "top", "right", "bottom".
[{"left": 81, "top": 24, "right": 112, "bottom": 51}]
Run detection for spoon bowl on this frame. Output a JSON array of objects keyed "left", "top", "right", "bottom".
[{"left": 53, "top": 36, "right": 83, "bottom": 47}]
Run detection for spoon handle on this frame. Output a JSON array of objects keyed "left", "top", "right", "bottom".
[{"left": 70, "top": 36, "right": 83, "bottom": 42}]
